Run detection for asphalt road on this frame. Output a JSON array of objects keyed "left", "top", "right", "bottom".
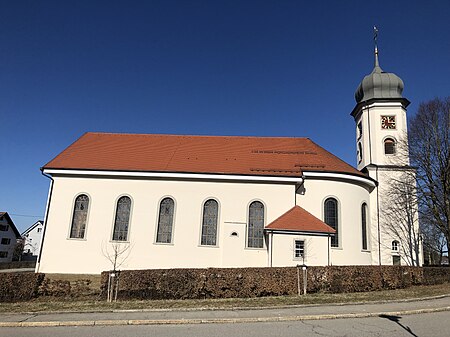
[{"left": 1, "top": 311, "right": 449, "bottom": 337}]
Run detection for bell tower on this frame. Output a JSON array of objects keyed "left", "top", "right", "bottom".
[{"left": 350, "top": 28, "right": 421, "bottom": 266}]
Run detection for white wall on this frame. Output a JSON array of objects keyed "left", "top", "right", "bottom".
[
  {"left": 356, "top": 101, "right": 409, "bottom": 171},
  {"left": 270, "top": 233, "right": 329, "bottom": 267},
  {"left": 38, "top": 175, "right": 296, "bottom": 274},
  {"left": 23, "top": 222, "right": 43, "bottom": 256}
]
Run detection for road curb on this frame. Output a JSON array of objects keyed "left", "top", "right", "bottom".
[{"left": 1, "top": 306, "right": 450, "bottom": 328}]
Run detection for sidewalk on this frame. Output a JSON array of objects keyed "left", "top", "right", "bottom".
[
  {"left": 0, "top": 268, "right": 35, "bottom": 273},
  {"left": 1, "top": 295, "right": 450, "bottom": 327}
]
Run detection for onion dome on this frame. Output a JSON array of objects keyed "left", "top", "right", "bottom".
[{"left": 355, "top": 49, "right": 404, "bottom": 103}]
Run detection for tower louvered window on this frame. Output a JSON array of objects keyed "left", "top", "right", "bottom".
[
  {"left": 112, "top": 196, "right": 131, "bottom": 241},
  {"left": 156, "top": 198, "right": 175, "bottom": 243},
  {"left": 70, "top": 194, "right": 89, "bottom": 239},
  {"left": 201, "top": 199, "right": 218, "bottom": 246},
  {"left": 247, "top": 201, "right": 264, "bottom": 248},
  {"left": 384, "top": 138, "right": 396, "bottom": 155}
]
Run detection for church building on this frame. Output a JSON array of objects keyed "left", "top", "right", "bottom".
[{"left": 36, "top": 49, "right": 421, "bottom": 274}]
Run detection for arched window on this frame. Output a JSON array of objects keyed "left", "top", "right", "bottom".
[
  {"left": 324, "top": 198, "right": 339, "bottom": 247},
  {"left": 361, "top": 203, "right": 368, "bottom": 250},
  {"left": 70, "top": 194, "right": 89, "bottom": 239},
  {"left": 156, "top": 198, "right": 175, "bottom": 243},
  {"left": 247, "top": 201, "right": 264, "bottom": 248},
  {"left": 384, "top": 138, "right": 396, "bottom": 155},
  {"left": 392, "top": 240, "right": 399, "bottom": 251},
  {"left": 201, "top": 199, "right": 218, "bottom": 246},
  {"left": 112, "top": 196, "right": 131, "bottom": 241}
]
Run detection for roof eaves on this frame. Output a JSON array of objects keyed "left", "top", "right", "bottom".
[
  {"left": 265, "top": 228, "right": 335, "bottom": 235},
  {"left": 42, "top": 167, "right": 304, "bottom": 180}
]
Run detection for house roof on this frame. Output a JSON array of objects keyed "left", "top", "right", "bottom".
[
  {"left": 43, "top": 132, "right": 364, "bottom": 178},
  {"left": 21, "top": 220, "right": 44, "bottom": 236},
  {"left": 0, "top": 212, "right": 22, "bottom": 239},
  {"left": 266, "top": 206, "right": 336, "bottom": 234}
]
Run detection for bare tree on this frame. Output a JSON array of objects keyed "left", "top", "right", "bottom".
[
  {"left": 381, "top": 169, "right": 421, "bottom": 266},
  {"left": 421, "top": 220, "right": 447, "bottom": 265},
  {"left": 101, "top": 241, "right": 132, "bottom": 302},
  {"left": 12, "top": 239, "right": 24, "bottom": 261},
  {"left": 408, "top": 97, "right": 450, "bottom": 254}
]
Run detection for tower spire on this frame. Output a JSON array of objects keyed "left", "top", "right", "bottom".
[{"left": 373, "top": 26, "right": 380, "bottom": 69}]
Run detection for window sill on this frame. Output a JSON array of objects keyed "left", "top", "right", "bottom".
[
  {"left": 244, "top": 247, "right": 266, "bottom": 251},
  {"left": 109, "top": 240, "right": 130, "bottom": 244},
  {"left": 66, "top": 237, "right": 87, "bottom": 241},
  {"left": 154, "top": 242, "right": 174, "bottom": 246}
]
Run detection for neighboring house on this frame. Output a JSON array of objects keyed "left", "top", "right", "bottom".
[
  {"left": 0, "top": 212, "right": 21, "bottom": 263},
  {"left": 21, "top": 220, "right": 44, "bottom": 257},
  {"left": 36, "top": 49, "right": 422, "bottom": 274}
]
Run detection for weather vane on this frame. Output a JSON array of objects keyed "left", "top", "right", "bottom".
[{"left": 373, "top": 26, "right": 379, "bottom": 51}]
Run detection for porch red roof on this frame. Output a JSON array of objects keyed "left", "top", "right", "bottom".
[{"left": 266, "top": 206, "right": 335, "bottom": 234}]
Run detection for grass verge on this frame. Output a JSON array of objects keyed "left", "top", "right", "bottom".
[{"left": 0, "top": 283, "right": 449, "bottom": 313}]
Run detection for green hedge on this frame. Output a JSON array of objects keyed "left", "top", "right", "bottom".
[
  {"left": 423, "top": 266, "right": 450, "bottom": 285},
  {"left": 1, "top": 266, "right": 448, "bottom": 302},
  {"left": 0, "top": 272, "right": 45, "bottom": 302},
  {"left": 100, "top": 265, "right": 440, "bottom": 300}
]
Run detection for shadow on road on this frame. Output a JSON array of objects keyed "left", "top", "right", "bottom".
[{"left": 379, "top": 314, "right": 418, "bottom": 337}]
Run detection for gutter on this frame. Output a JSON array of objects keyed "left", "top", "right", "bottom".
[
  {"left": 264, "top": 229, "right": 334, "bottom": 237},
  {"left": 302, "top": 171, "right": 376, "bottom": 189},
  {"left": 35, "top": 170, "right": 54, "bottom": 273}
]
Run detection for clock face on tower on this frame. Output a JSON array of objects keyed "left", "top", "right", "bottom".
[{"left": 381, "top": 116, "right": 396, "bottom": 129}]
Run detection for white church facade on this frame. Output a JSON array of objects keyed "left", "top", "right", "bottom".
[{"left": 36, "top": 51, "right": 422, "bottom": 274}]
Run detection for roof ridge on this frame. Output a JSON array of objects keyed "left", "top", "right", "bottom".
[
  {"left": 84, "top": 132, "right": 311, "bottom": 140},
  {"left": 266, "top": 205, "right": 299, "bottom": 225}
]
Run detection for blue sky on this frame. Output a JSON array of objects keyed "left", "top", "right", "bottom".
[{"left": 1, "top": 1, "right": 449, "bottom": 232}]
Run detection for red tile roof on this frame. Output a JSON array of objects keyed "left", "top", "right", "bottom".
[
  {"left": 43, "top": 132, "right": 363, "bottom": 177},
  {"left": 266, "top": 206, "right": 335, "bottom": 234}
]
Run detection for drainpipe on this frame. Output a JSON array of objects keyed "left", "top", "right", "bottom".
[
  {"left": 328, "top": 234, "right": 331, "bottom": 266},
  {"left": 36, "top": 170, "right": 54, "bottom": 273},
  {"left": 267, "top": 231, "right": 273, "bottom": 267}
]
